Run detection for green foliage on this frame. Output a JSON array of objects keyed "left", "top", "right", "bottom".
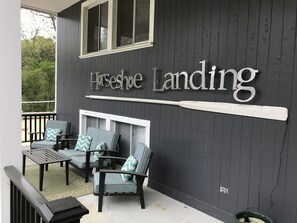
[{"left": 22, "top": 36, "right": 55, "bottom": 112}]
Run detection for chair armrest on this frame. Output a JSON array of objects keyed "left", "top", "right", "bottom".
[
  {"left": 57, "top": 134, "right": 70, "bottom": 138},
  {"left": 57, "top": 138, "right": 77, "bottom": 150},
  {"left": 86, "top": 149, "right": 104, "bottom": 153},
  {"left": 56, "top": 134, "right": 71, "bottom": 150},
  {"left": 99, "top": 169, "right": 148, "bottom": 178},
  {"left": 28, "top": 131, "right": 44, "bottom": 135},
  {"left": 95, "top": 156, "right": 127, "bottom": 170},
  {"left": 108, "top": 149, "right": 120, "bottom": 154},
  {"left": 86, "top": 149, "right": 119, "bottom": 154},
  {"left": 98, "top": 156, "right": 127, "bottom": 161},
  {"left": 29, "top": 132, "right": 45, "bottom": 144},
  {"left": 59, "top": 138, "right": 78, "bottom": 142}
]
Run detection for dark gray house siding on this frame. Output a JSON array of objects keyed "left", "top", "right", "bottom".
[{"left": 56, "top": 0, "right": 297, "bottom": 222}]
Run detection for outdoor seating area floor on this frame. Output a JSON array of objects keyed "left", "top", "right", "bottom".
[
  {"left": 78, "top": 186, "right": 223, "bottom": 223},
  {"left": 22, "top": 144, "right": 222, "bottom": 223}
]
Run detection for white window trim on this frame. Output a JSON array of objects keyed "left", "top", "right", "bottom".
[
  {"left": 79, "top": 109, "right": 150, "bottom": 147},
  {"left": 80, "top": 0, "right": 155, "bottom": 59}
]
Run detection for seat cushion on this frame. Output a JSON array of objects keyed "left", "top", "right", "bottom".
[
  {"left": 93, "top": 172, "right": 137, "bottom": 194},
  {"left": 31, "top": 140, "right": 57, "bottom": 150},
  {"left": 70, "top": 155, "right": 110, "bottom": 169},
  {"left": 58, "top": 149, "right": 85, "bottom": 158}
]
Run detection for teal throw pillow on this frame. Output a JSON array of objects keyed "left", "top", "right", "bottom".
[
  {"left": 121, "top": 156, "right": 138, "bottom": 182},
  {"left": 74, "top": 135, "right": 93, "bottom": 152},
  {"left": 93, "top": 142, "right": 107, "bottom": 162},
  {"left": 45, "top": 128, "right": 62, "bottom": 141}
]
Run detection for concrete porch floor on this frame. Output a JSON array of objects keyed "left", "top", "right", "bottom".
[
  {"left": 78, "top": 187, "right": 224, "bottom": 223},
  {"left": 22, "top": 143, "right": 223, "bottom": 223}
]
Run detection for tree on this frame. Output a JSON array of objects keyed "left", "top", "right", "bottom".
[
  {"left": 21, "top": 9, "right": 56, "bottom": 40},
  {"left": 22, "top": 36, "right": 55, "bottom": 112},
  {"left": 21, "top": 9, "right": 56, "bottom": 112}
]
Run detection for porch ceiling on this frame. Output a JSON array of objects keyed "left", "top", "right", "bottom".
[{"left": 21, "top": 0, "right": 81, "bottom": 15}]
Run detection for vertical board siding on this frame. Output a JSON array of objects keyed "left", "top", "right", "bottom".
[{"left": 57, "top": 0, "right": 297, "bottom": 222}]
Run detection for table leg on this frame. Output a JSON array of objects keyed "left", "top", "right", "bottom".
[
  {"left": 22, "top": 155, "right": 26, "bottom": 175},
  {"left": 39, "top": 164, "right": 44, "bottom": 191},
  {"left": 66, "top": 161, "right": 69, "bottom": 185}
]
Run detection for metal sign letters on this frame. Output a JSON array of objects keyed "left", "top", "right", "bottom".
[{"left": 90, "top": 60, "right": 259, "bottom": 103}]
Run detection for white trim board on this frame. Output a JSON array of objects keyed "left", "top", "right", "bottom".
[{"left": 79, "top": 109, "right": 151, "bottom": 147}]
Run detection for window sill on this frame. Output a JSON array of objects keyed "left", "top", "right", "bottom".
[{"left": 79, "top": 42, "right": 153, "bottom": 59}]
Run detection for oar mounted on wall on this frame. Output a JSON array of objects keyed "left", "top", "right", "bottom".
[{"left": 85, "top": 95, "right": 288, "bottom": 122}]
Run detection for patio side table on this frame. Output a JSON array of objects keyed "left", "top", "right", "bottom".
[{"left": 22, "top": 148, "right": 71, "bottom": 191}]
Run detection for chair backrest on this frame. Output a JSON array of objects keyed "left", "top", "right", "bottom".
[
  {"left": 86, "top": 127, "right": 120, "bottom": 151},
  {"left": 46, "top": 120, "right": 71, "bottom": 136},
  {"left": 133, "top": 143, "right": 153, "bottom": 175}
]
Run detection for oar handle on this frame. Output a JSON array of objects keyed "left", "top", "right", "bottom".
[{"left": 86, "top": 95, "right": 177, "bottom": 106}]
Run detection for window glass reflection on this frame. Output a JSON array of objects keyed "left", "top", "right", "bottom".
[
  {"left": 99, "top": 2, "right": 108, "bottom": 50},
  {"left": 87, "top": 5, "right": 99, "bottom": 53},
  {"left": 117, "top": 0, "right": 133, "bottom": 46},
  {"left": 135, "top": 0, "right": 150, "bottom": 43}
]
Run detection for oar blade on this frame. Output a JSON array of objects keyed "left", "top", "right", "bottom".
[{"left": 178, "top": 101, "right": 288, "bottom": 121}]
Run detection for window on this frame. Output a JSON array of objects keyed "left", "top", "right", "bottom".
[
  {"left": 86, "top": 2, "right": 108, "bottom": 53},
  {"left": 80, "top": 0, "right": 154, "bottom": 58},
  {"left": 117, "top": 0, "right": 150, "bottom": 47}
]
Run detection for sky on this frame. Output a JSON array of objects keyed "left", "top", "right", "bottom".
[{"left": 21, "top": 8, "right": 56, "bottom": 40}]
